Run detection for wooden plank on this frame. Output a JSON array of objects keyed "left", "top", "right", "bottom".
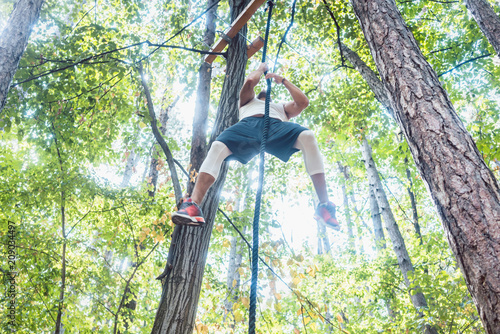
[
  {"left": 205, "top": 0, "right": 267, "bottom": 64},
  {"left": 247, "top": 36, "right": 264, "bottom": 59}
]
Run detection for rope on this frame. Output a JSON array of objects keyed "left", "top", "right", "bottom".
[{"left": 248, "top": 2, "right": 274, "bottom": 333}]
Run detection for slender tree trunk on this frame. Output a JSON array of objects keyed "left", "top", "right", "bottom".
[
  {"left": 55, "top": 200, "right": 66, "bottom": 334},
  {"left": 121, "top": 150, "right": 137, "bottom": 187},
  {"left": 341, "top": 43, "right": 425, "bottom": 245},
  {"left": 147, "top": 98, "right": 178, "bottom": 197},
  {"left": 351, "top": 1, "right": 500, "bottom": 332},
  {"left": 119, "top": 100, "right": 175, "bottom": 331},
  {"left": 361, "top": 138, "right": 437, "bottom": 334},
  {"left": 187, "top": 0, "right": 219, "bottom": 196},
  {"left": 0, "top": 0, "right": 45, "bottom": 113},
  {"left": 316, "top": 220, "right": 324, "bottom": 255},
  {"left": 405, "top": 158, "right": 423, "bottom": 244},
  {"left": 53, "top": 131, "right": 66, "bottom": 334},
  {"left": 349, "top": 193, "right": 366, "bottom": 254},
  {"left": 338, "top": 163, "right": 355, "bottom": 254},
  {"left": 151, "top": 1, "right": 249, "bottom": 332},
  {"left": 350, "top": 192, "right": 371, "bottom": 235},
  {"left": 464, "top": 0, "right": 500, "bottom": 56},
  {"left": 224, "top": 194, "right": 244, "bottom": 326},
  {"left": 368, "top": 184, "right": 396, "bottom": 318},
  {"left": 314, "top": 198, "right": 331, "bottom": 255},
  {"left": 369, "top": 187, "right": 386, "bottom": 251},
  {"left": 224, "top": 232, "right": 244, "bottom": 326}
]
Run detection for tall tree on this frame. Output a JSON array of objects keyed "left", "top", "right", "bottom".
[
  {"left": 464, "top": 0, "right": 500, "bottom": 56},
  {"left": 150, "top": 0, "right": 250, "bottom": 332},
  {"left": 341, "top": 43, "right": 423, "bottom": 242},
  {"left": 350, "top": 0, "right": 500, "bottom": 332},
  {"left": 362, "top": 138, "right": 437, "bottom": 334},
  {"left": 369, "top": 187, "right": 386, "bottom": 251},
  {"left": 0, "top": 0, "right": 44, "bottom": 113},
  {"left": 187, "top": 0, "right": 219, "bottom": 195}
]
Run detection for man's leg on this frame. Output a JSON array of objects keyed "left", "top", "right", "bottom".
[
  {"left": 172, "top": 141, "right": 231, "bottom": 226},
  {"left": 293, "top": 130, "right": 340, "bottom": 230},
  {"left": 293, "top": 130, "right": 328, "bottom": 202},
  {"left": 310, "top": 173, "right": 329, "bottom": 204},
  {"left": 192, "top": 141, "right": 232, "bottom": 203},
  {"left": 191, "top": 172, "right": 215, "bottom": 204}
]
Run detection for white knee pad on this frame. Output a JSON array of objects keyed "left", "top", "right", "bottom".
[
  {"left": 199, "top": 141, "right": 232, "bottom": 179},
  {"left": 293, "top": 130, "right": 325, "bottom": 175}
]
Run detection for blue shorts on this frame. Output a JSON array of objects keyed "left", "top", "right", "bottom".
[{"left": 216, "top": 117, "right": 308, "bottom": 164}]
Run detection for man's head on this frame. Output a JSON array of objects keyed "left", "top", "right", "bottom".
[{"left": 257, "top": 90, "right": 271, "bottom": 101}]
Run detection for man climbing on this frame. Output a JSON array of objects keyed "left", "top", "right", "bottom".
[{"left": 172, "top": 63, "right": 340, "bottom": 230}]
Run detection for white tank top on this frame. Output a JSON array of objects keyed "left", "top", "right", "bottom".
[{"left": 239, "top": 98, "right": 288, "bottom": 122}]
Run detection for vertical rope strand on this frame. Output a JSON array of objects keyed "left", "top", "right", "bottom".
[{"left": 248, "top": 2, "right": 274, "bottom": 334}]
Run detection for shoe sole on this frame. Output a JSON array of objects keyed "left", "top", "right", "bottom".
[
  {"left": 172, "top": 212, "right": 205, "bottom": 227},
  {"left": 315, "top": 216, "right": 341, "bottom": 231},
  {"left": 325, "top": 222, "right": 341, "bottom": 231}
]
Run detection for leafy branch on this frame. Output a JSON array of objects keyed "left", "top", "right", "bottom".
[{"left": 438, "top": 53, "right": 492, "bottom": 77}]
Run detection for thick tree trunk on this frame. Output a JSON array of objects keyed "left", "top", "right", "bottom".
[
  {"left": 351, "top": 1, "right": 500, "bottom": 332},
  {"left": 0, "top": 0, "right": 44, "bottom": 113},
  {"left": 187, "top": 0, "right": 219, "bottom": 195},
  {"left": 464, "top": 0, "right": 500, "bottom": 56},
  {"left": 362, "top": 138, "right": 437, "bottom": 334},
  {"left": 150, "top": 0, "right": 249, "bottom": 332}
]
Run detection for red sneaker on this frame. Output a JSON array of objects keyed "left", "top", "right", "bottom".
[
  {"left": 315, "top": 201, "right": 340, "bottom": 231},
  {"left": 171, "top": 198, "right": 205, "bottom": 226}
]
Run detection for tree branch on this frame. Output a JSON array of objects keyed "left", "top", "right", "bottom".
[
  {"left": 138, "top": 63, "right": 182, "bottom": 204},
  {"left": 438, "top": 53, "right": 491, "bottom": 77},
  {"left": 321, "top": 0, "right": 345, "bottom": 66}
]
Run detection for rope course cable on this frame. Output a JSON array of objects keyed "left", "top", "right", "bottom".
[
  {"left": 273, "top": 0, "right": 297, "bottom": 72},
  {"left": 249, "top": 2, "right": 274, "bottom": 333}
]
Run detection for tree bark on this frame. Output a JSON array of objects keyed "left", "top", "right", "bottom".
[
  {"left": 362, "top": 138, "right": 437, "bottom": 334},
  {"left": 0, "top": 0, "right": 45, "bottom": 113},
  {"left": 464, "top": 0, "right": 500, "bottom": 56},
  {"left": 351, "top": 1, "right": 500, "bottom": 332},
  {"left": 369, "top": 187, "right": 386, "bottom": 251},
  {"left": 150, "top": 0, "right": 249, "bottom": 332},
  {"left": 187, "top": 0, "right": 219, "bottom": 196}
]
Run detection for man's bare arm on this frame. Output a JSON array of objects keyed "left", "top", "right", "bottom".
[
  {"left": 239, "top": 63, "right": 268, "bottom": 108},
  {"left": 265, "top": 73, "right": 309, "bottom": 118}
]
